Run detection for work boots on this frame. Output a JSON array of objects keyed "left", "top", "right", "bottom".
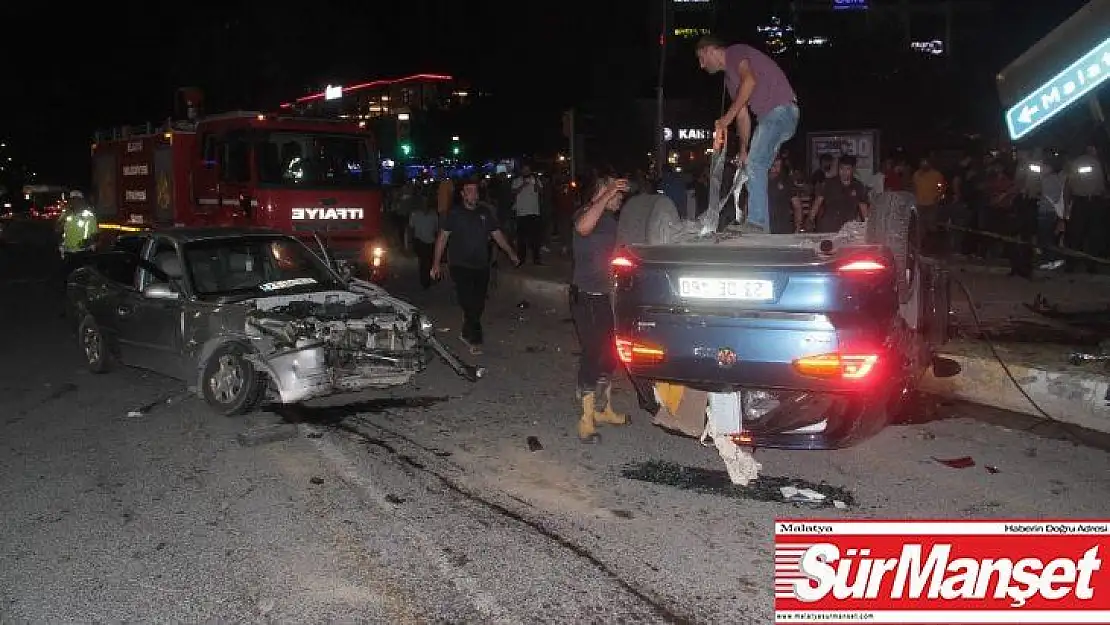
[
  {"left": 593, "top": 379, "right": 629, "bottom": 426},
  {"left": 577, "top": 391, "right": 599, "bottom": 443}
]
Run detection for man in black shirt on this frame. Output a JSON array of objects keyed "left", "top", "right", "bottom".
[
  {"left": 431, "top": 178, "right": 519, "bottom": 355},
  {"left": 571, "top": 175, "right": 630, "bottom": 443},
  {"left": 810, "top": 154, "right": 870, "bottom": 233}
]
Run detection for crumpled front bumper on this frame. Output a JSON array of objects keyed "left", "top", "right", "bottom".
[{"left": 250, "top": 344, "right": 428, "bottom": 404}]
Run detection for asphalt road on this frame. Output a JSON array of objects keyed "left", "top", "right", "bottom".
[{"left": 2, "top": 225, "right": 1110, "bottom": 624}]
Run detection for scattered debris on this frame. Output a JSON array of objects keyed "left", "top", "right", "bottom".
[
  {"left": 780, "top": 486, "right": 826, "bottom": 504},
  {"left": 431, "top": 448, "right": 453, "bottom": 457},
  {"left": 833, "top": 500, "right": 848, "bottom": 510},
  {"left": 126, "top": 390, "right": 189, "bottom": 419},
  {"left": 517, "top": 300, "right": 530, "bottom": 309},
  {"left": 621, "top": 460, "right": 855, "bottom": 507},
  {"left": 525, "top": 345, "right": 546, "bottom": 353},
  {"left": 305, "top": 431, "right": 323, "bottom": 439},
  {"left": 610, "top": 509, "right": 634, "bottom": 519},
  {"left": 384, "top": 494, "right": 406, "bottom": 505},
  {"left": 933, "top": 456, "right": 976, "bottom": 469},
  {"left": 985, "top": 465, "right": 1001, "bottom": 474},
  {"left": 309, "top": 476, "right": 324, "bottom": 485},
  {"left": 526, "top": 436, "right": 543, "bottom": 452}
]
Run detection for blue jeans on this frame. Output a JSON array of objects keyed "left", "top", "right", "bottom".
[{"left": 746, "top": 104, "right": 800, "bottom": 230}]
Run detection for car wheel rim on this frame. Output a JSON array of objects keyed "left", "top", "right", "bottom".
[
  {"left": 83, "top": 326, "right": 101, "bottom": 365},
  {"left": 210, "top": 354, "right": 244, "bottom": 403}
]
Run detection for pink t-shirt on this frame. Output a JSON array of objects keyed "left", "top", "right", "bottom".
[{"left": 724, "top": 44, "right": 796, "bottom": 118}]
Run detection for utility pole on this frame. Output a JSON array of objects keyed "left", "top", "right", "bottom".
[
  {"left": 568, "top": 109, "right": 577, "bottom": 184},
  {"left": 655, "top": 0, "right": 669, "bottom": 180}
]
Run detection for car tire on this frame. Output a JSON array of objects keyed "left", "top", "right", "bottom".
[
  {"left": 78, "top": 314, "right": 113, "bottom": 374},
  {"left": 200, "top": 343, "right": 267, "bottom": 417},
  {"left": 617, "top": 194, "right": 683, "bottom": 246},
  {"left": 866, "top": 191, "right": 920, "bottom": 304}
]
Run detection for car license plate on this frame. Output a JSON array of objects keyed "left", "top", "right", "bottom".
[{"left": 678, "top": 277, "right": 773, "bottom": 301}]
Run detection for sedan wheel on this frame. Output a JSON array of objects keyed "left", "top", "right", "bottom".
[
  {"left": 78, "top": 315, "right": 112, "bottom": 374},
  {"left": 201, "top": 344, "right": 266, "bottom": 416}
]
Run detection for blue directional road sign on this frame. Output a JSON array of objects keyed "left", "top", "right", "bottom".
[{"left": 1006, "top": 36, "right": 1110, "bottom": 141}]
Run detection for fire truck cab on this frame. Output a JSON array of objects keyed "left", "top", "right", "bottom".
[{"left": 91, "top": 110, "right": 388, "bottom": 280}]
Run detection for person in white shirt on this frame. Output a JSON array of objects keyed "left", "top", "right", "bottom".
[{"left": 511, "top": 165, "right": 544, "bottom": 265}]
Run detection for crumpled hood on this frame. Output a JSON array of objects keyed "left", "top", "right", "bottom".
[{"left": 242, "top": 280, "right": 419, "bottom": 319}]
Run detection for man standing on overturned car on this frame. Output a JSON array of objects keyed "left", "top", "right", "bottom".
[
  {"left": 696, "top": 35, "right": 800, "bottom": 234},
  {"left": 431, "top": 177, "right": 520, "bottom": 355},
  {"left": 570, "top": 175, "right": 632, "bottom": 443}
]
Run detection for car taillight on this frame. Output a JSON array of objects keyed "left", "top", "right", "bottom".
[
  {"left": 838, "top": 258, "right": 887, "bottom": 273},
  {"left": 792, "top": 352, "right": 879, "bottom": 380},
  {"left": 616, "top": 337, "right": 665, "bottom": 365},
  {"left": 611, "top": 254, "right": 636, "bottom": 288}
]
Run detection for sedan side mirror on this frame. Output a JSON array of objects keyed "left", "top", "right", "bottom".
[{"left": 143, "top": 282, "right": 180, "bottom": 300}]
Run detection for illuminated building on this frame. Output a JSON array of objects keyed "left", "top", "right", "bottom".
[{"left": 279, "top": 74, "right": 472, "bottom": 120}]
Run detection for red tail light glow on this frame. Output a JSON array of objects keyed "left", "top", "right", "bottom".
[
  {"left": 838, "top": 259, "right": 887, "bottom": 273},
  {"left": 616, "top": 337, "right": 665, "bottom": 365},
  {"left": 792, "top": 352, "right": 879, "bottom": 380},
  {"left": 611, "top": 256, "right": 634, "bottom": 269}
]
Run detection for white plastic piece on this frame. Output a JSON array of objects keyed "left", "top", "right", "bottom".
[
  {"left": 712, "top": 433, "right": 762, "bottom": 486},
  {"left": 700, "top": 393, "right": 761, "bottom": 486}
]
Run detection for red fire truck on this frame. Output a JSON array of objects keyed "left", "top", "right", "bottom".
[{"left": 90, "top": 94, "right": 388, "bottom": 280}]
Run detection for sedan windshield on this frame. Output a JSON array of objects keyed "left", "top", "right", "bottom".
[
  {"left": 183, "top": 236, "right": 345, "bottom": 299},
  {"left": 257, "top": 132, "right": 378, "bottom": 188}
]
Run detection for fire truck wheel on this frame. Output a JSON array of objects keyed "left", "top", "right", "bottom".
[
  {"left": 201, "top": 343, "right": 267, "bottom": 416},
  {"left": 78, "top": 315, "right": 114, "bottom": 374}
]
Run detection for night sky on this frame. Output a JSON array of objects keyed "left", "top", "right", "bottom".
[{"left": 0, "top": 0, "right": 1093, "bottom": 185}]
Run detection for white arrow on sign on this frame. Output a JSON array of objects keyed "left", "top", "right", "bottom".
[{"left": 1017, "top": 105, "right": 1039, "bottom": 124}]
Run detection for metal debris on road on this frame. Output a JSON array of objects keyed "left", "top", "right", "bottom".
[
  {"left": 620, "top": 460, "right": 856, "bottom": 507},
  {"left": 309, "top": 476, "right": 324, "bottom": 485},
  {"left": 780, "top": 486, "right": 826, "bottom": 504},
  {"left": 384, "top": 494, "right": 406, "bottom": 504},
  {"left": 933, "top": 456, "right": 976, "bottom": 469},
  {"left": 526, "top": 436, "right": 543, "bottom": 452},
  {"left": 985, "top": 465, "right": 1001, "bottom": 474}
]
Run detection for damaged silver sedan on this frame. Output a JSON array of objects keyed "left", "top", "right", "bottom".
[{"left": 65, "top": 227, "right": 482, "bottom": 415}]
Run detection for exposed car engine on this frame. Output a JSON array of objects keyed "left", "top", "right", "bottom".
[{"left": 244, "top": 291, "right": 428, "bottom": 403}]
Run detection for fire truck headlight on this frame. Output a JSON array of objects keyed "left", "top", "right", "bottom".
[
  {"left": 1029, "top": 164, "right": 1042, "bottom": 173},
  {"left": 1079, "top": 166, "right": 1094, "bottom": 175}
]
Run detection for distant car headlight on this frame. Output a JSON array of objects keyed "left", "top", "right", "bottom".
[{"left": 370, "top": 246, "right": 386, "bottom": 268}]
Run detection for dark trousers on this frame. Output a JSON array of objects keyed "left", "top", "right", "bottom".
[
  {"left": 1008, "top": 197, "right": 1039, "bottom": 278},
  {"left": 451, "top": 265, "right": 490, "bottom": 344},
  {"left": 413, "top": 239, "right": 434, "bottom": 289},
  {"left": 515, "top": 214, "right": 542, "bottom": 264},
  {"left": 1066, "top": 196, "right": 1108, "bottom": 273},
  {"left": 570, "top": 289, "right": 617, "bottom": 391}
]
